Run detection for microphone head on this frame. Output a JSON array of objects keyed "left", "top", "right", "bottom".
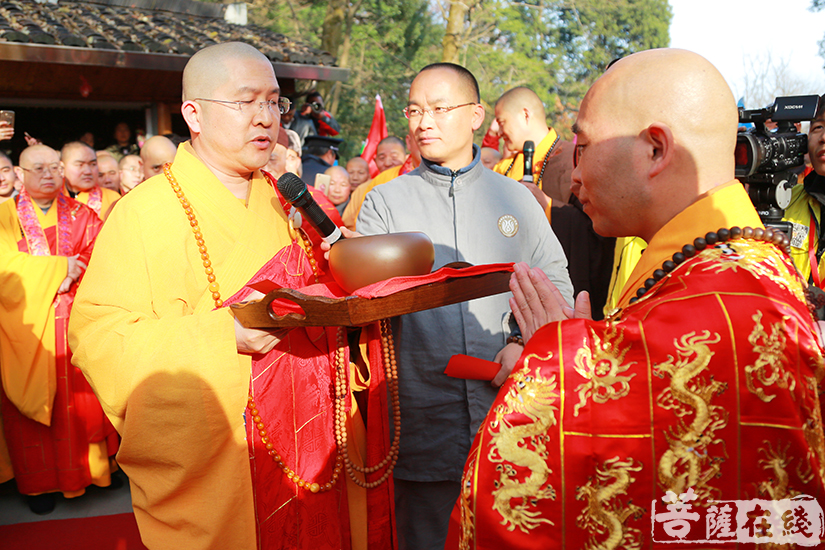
[
  {"left": 276, "top": 172, "right": 307, "bottom": 203},
  {"left": 523, "top": 141, "right": 535, "bottom": 154}
]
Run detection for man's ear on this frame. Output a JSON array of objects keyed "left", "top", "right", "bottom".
[
  {"left": 181, "top": 100, "right": 202, "bottom": 135},
  {"left": 13, "top": 166, "right": 24, "bottom": 183},
  {"left": 471, "top": 103, "right": 486, "bottom": 132},
  {"left": 642, "top": 122, "right": 674, "bottom": 178}
]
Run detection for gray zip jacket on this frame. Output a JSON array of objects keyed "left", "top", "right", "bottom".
[{"left": 357, "top": 146, "right": 573, "bottom": 481}]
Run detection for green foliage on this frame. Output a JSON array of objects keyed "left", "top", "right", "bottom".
[
  {"left": 247, "top": 0, "right": 671, "bottom": 152},
  {"left": 459, "top": 0, "right": 672, "bottom": 138}
]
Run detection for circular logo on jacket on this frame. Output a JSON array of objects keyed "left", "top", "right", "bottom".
[{"left": 498, "top": 214, "right": 519, "bottom": 237}]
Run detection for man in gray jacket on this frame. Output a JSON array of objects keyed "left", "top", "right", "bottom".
[{"left": 357, "top": 63, "right": 574, "bottom": 550}]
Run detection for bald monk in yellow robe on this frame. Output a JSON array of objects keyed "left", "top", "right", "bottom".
[
  {"left": 69, "top": 42, "right": 395, "bottom": 550},
  {"left": 492, "top": 86, "right": 575, "bottom": 223},
  {"left": 1, "top": 144, "right": 118, "bottom": 514},
  {"left": 61, "top": 141, "right": 120, "bottom": 221}
]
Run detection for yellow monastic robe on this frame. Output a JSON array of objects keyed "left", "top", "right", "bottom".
[
  {"left": 603, "top": 236, "right": 646, "bottom": 315},
  {"left": 0, "top": 201, "right": 66, "bottom": 482},
  {"left": 342, "top": 163, "right": 404, "bottom": 231},
  {"left": 0, "top": 200, "right": 67, "bottom": 425},
  {"left": 493, "top": 129, "right": 560, "bottom": 222},
  {"left": 0, "top": 196, "right": 114, "bottom": 495},
  {"left": 614, "top": 180, "right": 762, "bottom": 311},
  {"left": 69, "top": 143, "right": 292, "bottom": 550},
  {"left": 69, "top": 186, "right": 120, "bottom": 221}
]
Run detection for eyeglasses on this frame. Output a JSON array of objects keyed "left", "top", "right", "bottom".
[
  {"left": 403, "top": 103, "right": 476, "bottom": 120},
  {"left": 21, "top": 164, "right": 61, "bottom": 176},
  {"left": 195, "top": 97, "right": 291, "bottom": 115}
]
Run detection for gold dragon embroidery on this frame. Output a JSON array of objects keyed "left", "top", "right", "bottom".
[
  {"left": 572, "top": 325, "right": 637, "bottom": 417},
  {"left": 457, "top": 451, "right": 477, "bottom": 550},
  {"left": 745, "top": 311, "right": 796, "bottom": 402},
  {"left": 487, "top": 355, "right": 558, "bottom": 533},
  {"left": 655, "top": 330, "right": 728, "bottom": 502},
  {"left": 575, "top": 456, "right": 646, "bottom": 550},
  {"left": 686, "top": 241, "right": 805, "bottom": 304},
  {"left": 755, "top": 440, "right": 800, "bottom": 501},
  {"left": 802, "top": 376, "right": 825, "bottom": 487}
]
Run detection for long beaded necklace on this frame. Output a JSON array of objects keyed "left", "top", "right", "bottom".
[
  {"left": 504, "top": 135, "right": 560, "bottom": 184},
  {"left": 627, "top": 226, "right": 791, "bottom": 305},
  {"left": 165, "top": 163, "right": 400, "bottom": 492}
]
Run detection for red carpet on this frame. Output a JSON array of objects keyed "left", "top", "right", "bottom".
[{"left": 0, "top": 513, "right": 148, "bottom": 550}]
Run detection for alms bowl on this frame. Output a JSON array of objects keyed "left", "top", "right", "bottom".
[{"left": 328, "top": 231, "right": 435, "bottom": 294}]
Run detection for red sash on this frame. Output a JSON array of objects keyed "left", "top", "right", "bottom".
[
  {"left": 17, "top": 188, "right": 72, "bottom": 258},
  {"left": 85, "top": 186, "right": 102, "bottom": 216},
  {"left": 219, "top": 173, "right": 395, "bottom": 549}
]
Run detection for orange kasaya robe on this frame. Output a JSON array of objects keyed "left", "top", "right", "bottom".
[
  {"left": 62, "top": 184, "right": 120, "bottom": 221},
  {"left": 451, "top": 181, "right": 825, "bottom": 548},
  {"left": 0, "top": 190, "right": 118, "bottom": 495},
  {"left": 69, "top": 143, "right": 395, "bottom": 550}
]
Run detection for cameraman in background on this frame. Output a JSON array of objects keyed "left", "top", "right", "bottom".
[
  {"left": 784, "top": 95, "right": 825, "bottom": 314},
  {"left": 303, "top": 91, "right": 341, "bottom": 138}
]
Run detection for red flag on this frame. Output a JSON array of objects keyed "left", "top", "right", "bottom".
[{"left": 361, "top": 94, "right": 388, "bottom": 178}]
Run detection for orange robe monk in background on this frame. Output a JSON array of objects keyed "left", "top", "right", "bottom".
[{"left": 0, "top": 155, "right": 118, "bottom": 500}]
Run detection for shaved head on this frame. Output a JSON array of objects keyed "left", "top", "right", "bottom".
[
  {"left": 20, "top": 144, "right": 57, "bottom": 167},
  {"left": 495, "top": 87, "right": 546, "bottom": 118},
  {"left": 183, "top": 42, "right": 272, "bottom": 101},
  {"left": 494, "top": 86, "right": 550, "bottom": 151},
  {"left": 572, "top": 48, "right": 738, "bottom": 242},
  {"left": 584, "top": 48, "right": 737, "bottom": 174},
  {"left": 61, "top": 141, "right": 95, "bottom": 161},
  {"left": 141, "top": 135, "right": 177, "bottom": 178}
]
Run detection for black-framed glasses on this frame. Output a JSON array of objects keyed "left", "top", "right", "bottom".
[
  {"left": 403, "top": 103, "right": 476, "bottom": 120},
  {"left": 195, "top": 97, "right": 291, "bottom": 115}
]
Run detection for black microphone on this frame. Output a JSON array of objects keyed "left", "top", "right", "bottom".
[
  {"left": 522, "top": 140, "right": 535, "bottom": 183},
  {"left": 277, "top": 172, "right": 344, "bottom": 245}
]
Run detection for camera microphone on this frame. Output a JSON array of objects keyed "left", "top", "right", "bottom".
[
  {"left": 522, "top": 141, "right": 535, "bottom": 183},
  {"left": 277, "top": 172, "right": 344, "bottom": 245}
]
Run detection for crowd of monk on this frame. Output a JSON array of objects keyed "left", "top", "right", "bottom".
[{"left": 2, "top": 40, "right": 825, "bottom": 550}]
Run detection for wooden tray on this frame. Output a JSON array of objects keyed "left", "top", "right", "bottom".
[{"left": 231, "top": 268, "right": 512, "bottom": 328}]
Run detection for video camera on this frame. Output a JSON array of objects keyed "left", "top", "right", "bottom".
[{"left": 735, "top": 95, "right": 820, "bottom": 229}]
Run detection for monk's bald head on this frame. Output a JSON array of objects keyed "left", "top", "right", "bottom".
[
  {"left": 61, "top": 141, "right": 95, "bottom": 162},
  {"left": 20, "top": 144, "right": 58, "bottom": 167},
  {"left": 495, "top": 87, "right": 546, "bottom": 119},
  {"left": 572, "top": 49, "right": 739, "bottom": 242},
  {"left": 141, "top": 135, "right": 178, "bottom": 178},
  {"left": 183, "top": 42, "right": 272, "bottom": 101},
  {"left": 584, "top": 48, "right": 738, "bottom": 169}
]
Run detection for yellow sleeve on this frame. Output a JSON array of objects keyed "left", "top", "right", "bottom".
[
  {"left": 68, "top": 193, "right": 256, "bottom": 550},
  {"left": 0, "top": 204, "right": 67, "bottom": 424}
]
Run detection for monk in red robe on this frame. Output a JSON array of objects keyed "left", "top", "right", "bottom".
[
  {"left": 0, "top": 144, "right": 118, "bottom": 514},
  {"left": 450, "top": 49, "right": 825, "bottom": 549}
]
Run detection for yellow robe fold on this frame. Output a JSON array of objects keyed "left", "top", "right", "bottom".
[
  {"left": 70, "top": 143, "right": 292, "bottom": 550},
  {"left": 0, "top": 200, "right": 67, "bottom": 425}
]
